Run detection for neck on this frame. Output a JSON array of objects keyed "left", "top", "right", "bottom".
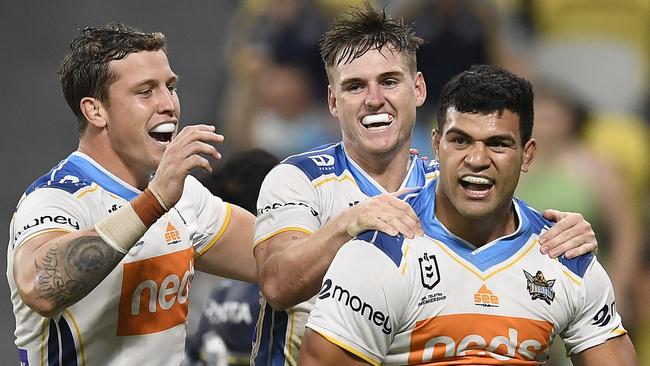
[
  {"left": 435, "top": 194, "right": 518, "bottom": 247},
  {"left": 346, "top": 146, "right": 412, "bottom": 193},
  {"left": 78, "top": 138, "right": 152, "bottom": 190}
]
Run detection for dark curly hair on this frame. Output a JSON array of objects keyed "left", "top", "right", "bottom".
[
  {"left": 59, "top": 22, "right": 166, "bottom": 133},
  {"left": 319, "top": 3, "right": 423, "bottom": 81},
  {"left": 436, "top": 64, "right": 534, "bottom": 144}
]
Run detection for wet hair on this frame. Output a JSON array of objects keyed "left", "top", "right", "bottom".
[
  {"left": 319, "top": 3, "right": 423, "bottom": 80},
  {"left": 436, "top": 64, "right": 534, "bottom": 144},
  {"left": 59, "top": 22, "right": 166, "bottom": 133},
  {"left": 201, "top": 149, "right": 279, "bottom": 215}
]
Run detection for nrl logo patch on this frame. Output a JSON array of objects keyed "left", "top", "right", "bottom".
[
  {"left": 419, "top": 253, "right": 440, "bottom": 290},
  {"left": 524, "top": 270, "right": 555, "bottom": 305}
]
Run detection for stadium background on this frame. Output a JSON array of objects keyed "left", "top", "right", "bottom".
[{"left": 1, "top": 1, "right": 648, "bottom": 364}]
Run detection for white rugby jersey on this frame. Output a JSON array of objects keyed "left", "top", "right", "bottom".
[
  {"left": 7, "top": 151, "right": 231, "bottom": 366},
  {"left": 251, "top": 143, "right": 439, "bottom": 366},
  {"left": 306, "top": 179, "right": 626, "bottom": 365}
]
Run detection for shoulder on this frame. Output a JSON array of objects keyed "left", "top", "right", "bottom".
[
  {"left": 353, "top": 231, "right": 406, "bottom": 268},
  {"left": 24, "top": 157, "right": 91, "bottom": 197},
  {"left": 558, "top": 253, "right": 596, "bottom": 279},
  {"left": 514, "top": 198, "right": 554, "bottom": 232},
  {"left": 281, "top": 143, "right": 347, "bottom": 181}
]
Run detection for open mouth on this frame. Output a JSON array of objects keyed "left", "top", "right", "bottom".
[
  {"left": 460, "top": 175, "right": 494, "bottom": 193},
  {"left": 361, "top": 113, "right": 393, "bottom": 131},
  {"left": 149, "top": 122, "right": 175, "bottom": 144}
]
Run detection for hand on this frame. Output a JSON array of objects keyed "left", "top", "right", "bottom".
[
  {"left": 343, "top": 188, "right": 424, "bottom": 238},
  {"left": 149, "top": 124, "right": 224, "bottom": 208},
  {"left": 540, "top": 210, "right": 597, "bottom": 259}
]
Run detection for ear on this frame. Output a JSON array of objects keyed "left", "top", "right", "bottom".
[
  {"left": 327, "top": 85, "right": 338, "bottom": 118},
  {"left": 414, "top": 72, "right": 427, "bottom": 107},
  {"left": 520, "top": 138, "right": 537, "bottom": 173},
  {"left": 80, "top": 97, "right": 106, "bottom": 129},
  {"left": 432, "top": 129, "right": 442, "bottom": 157}
]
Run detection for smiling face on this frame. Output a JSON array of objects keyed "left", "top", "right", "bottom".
[
  {"left": 98, "top": 50, "right": 179, "bottom": 176},
  {"left": 326, "top": 46, "right": 426, "bottom": 163},
  {"left": 433, "top": 107, "right": 536, "bottom": 225}
]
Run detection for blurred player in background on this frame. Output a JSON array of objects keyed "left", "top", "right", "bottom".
[{"left": 186, "top": 149, "right": 278, "bottom": 366}]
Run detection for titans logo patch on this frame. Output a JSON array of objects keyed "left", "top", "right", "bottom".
[{"left": 524, "top": 270, "right": 555, "bottom": 305}]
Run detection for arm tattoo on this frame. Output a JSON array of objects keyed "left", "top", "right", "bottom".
[{"left": 33, "top": 235, "right": 124, "bottom": 311}]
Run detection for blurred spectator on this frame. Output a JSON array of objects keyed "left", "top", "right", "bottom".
[
  {"left": 498, "top": 0, "right": 649, "bottom": 115},
  {"left": 240, "top": 62, "right": 339, "bottom": 159},
  {"left": 185, "top": 149, "right": 279, "bottom": 366},
  {"left": 219, "top": 0, "right": 355, "bottom": 157}
]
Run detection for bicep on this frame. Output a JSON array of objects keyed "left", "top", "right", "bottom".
[
  {"left": 253, "top": 230, "right": 309, "bottom": 271},
  {"left": 13, "top": 231, "right": 70, "bottom": 293},
  {"left": 570, "top": 334, "right": 637, "bottom": 366},
  {"left": 299, "top": 328, "right": 372, "bottom": 366},
  {"left": 195, "top": 204, "right": 257, "bottom": 282}
]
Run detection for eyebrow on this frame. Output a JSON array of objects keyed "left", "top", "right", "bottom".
[
  {"left": 132, "top": 75, "right": 179, "bottom": 89},
  {"left": 339, "top": 71, "right": 404, "bottom": 87},
  {"left": 445, "top": 127, "right": 517, "bottom": 143}
]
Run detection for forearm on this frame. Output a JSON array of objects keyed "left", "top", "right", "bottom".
[
  {"left": 258, "top": 217, "right": 352, "bottom": 310},
  {"left": 18, "top": 230, "right": 123, "bottom": 317}
]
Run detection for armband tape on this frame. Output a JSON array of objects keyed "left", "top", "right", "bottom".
[{"left": 94, "top": 188, "right": 167, "bottom": 254}]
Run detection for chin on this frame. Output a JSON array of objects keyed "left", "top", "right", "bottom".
[{"left": 456, "top": 203, "right": 496, "bottom": 220}]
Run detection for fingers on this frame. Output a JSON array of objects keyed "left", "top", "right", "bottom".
[
  {"left": 539, "top": 211, "right": 596, "bottom": 259},
  {"left": 163, "top": 124, "right": 224, "bottom": 168},
  {"left": 346, "top": 194, "right": 423, "bottom": 238},
  {"left": 151, "top": 124, "right": 224, "bottom": 207},
  {"left": 541, "top": 209, "right": 564, "bottom": 222}
]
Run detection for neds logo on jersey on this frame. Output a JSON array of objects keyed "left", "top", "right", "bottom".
[
  {"left": 408, "top": 314, "right": 553, "bottom": 363},
  {"left": 117, "top": 248, "right": 194, "bottom": 336},
  {"left": 318, "top": 279, "right": 391, "bottom": 334}
]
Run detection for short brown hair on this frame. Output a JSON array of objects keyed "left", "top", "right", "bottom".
[
  {"left": 319, "top": 3, "right": 423, "bottom": 81},
  {"left": 59, "top": 22, "right": 166, "bottom": 133}
]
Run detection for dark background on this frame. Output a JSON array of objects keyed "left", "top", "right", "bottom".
[{"left": 0, "top": 1, "right": 239, "bottom": 362}]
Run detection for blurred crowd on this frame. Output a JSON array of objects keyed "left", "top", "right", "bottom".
[{"left": 187, "top": 1, "right": 650, "bottom": 365}]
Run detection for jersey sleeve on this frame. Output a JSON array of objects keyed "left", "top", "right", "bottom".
[
  {"left": 561, "top": 257, "right": 627, "bottom": 355},
  {"left": 11, "top": 187, "right": 90, "bottom": 251},
  {"left": 305, "top": 239, "right": 407, "bottom": 365},
  {"left": 183, "top": 176, "right": 230, "bottom": 257},
  {"left": 253, "top": 164, "right": 322, "bottom": 246}
]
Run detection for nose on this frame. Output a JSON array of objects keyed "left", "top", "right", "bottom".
[
  {"left": 157, "top": 87, "right": 178, "bottom": 116},
  {"left": 364, "top": 83, "right": 385, "bottom": 109},
  {"left": 464, "top": 142, "right": 491, "bottom": 170}
]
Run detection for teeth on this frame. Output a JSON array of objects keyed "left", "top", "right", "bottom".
[
  {"left": 150, "top": 122, "right": 176, "bottom": 133},
  {"left": 461, "top": 176, "right": 492, "bottom": 185},
  {"left": 361, "top": 113, "right": 391, "bottom": 126}
]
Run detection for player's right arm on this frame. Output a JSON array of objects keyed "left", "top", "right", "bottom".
[
  {"left": 570, "top": 334, "right": 637, "bottom": 366},
  {"left": 254, "top": 165, "right": 421, "bottom": 310},
  {"left": 562, "top": 256, "right": 638, "bottom": 365},
  {"left": 14, "top": 230, "right": 123, "bottom": 318},
  {"left": 14, "top": 124, "right": 223, "bottom": 317}
]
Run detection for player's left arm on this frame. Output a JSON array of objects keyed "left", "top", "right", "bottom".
[
  {"left": 195, "top": 204, "right": 257, "bottom": 283},
  {"left": 299, "top": 328, "right": 372, "bottom": 366},
  {"left": 539, "top": 210, "right": 597, "bottom": 259},
  {"left": 570, "top": 334, "right": 637, "bottom": 366}
]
